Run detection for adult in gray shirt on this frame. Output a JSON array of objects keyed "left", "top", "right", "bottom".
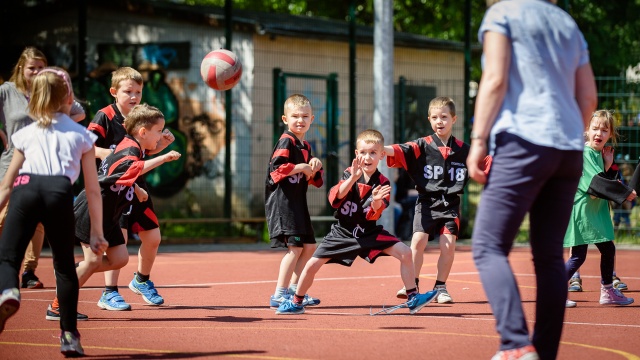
[{"left": 467, "top": 1, "right": 597, "bottom": 359}]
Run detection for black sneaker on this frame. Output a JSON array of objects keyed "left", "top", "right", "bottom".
[
  {"left": 45, "top": 304, "right": 89, "bottom": 321},
  {"left": 60, "top": 330, "right": 84, "bottom": 357},
  {"left": 21, "top": 270, "right": 43, "bottom": 289}
]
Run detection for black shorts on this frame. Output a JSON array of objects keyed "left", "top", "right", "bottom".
[
  {"left": 413, "top": 204, "right": 460, "bottom": 238},
  {"left": 119, "top": 183, "right": 159, "bottom": 233},
  {"left": 313, "top": 224, "right": 400, "bottom": 267},
  {"left": 77, "top": 222, "right": 125, "bottom": 248},
  {"left": 270, "top": 234, "right": 316, "bottom": 248}
]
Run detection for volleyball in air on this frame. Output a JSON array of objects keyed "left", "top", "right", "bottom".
[{"left": 200, "top": 49, "right": 242, "bottom": 91}]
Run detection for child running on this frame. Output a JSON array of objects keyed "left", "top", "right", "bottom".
[
  {"left": 88, "top": 67, "right": 174, "bottom": 311},
  {"left": 276, "top": 129, "right": 438, "bottom": 315},
  {"left": 0, "top": 67, "right": 107, "bottom": 356},
  {"left": 388, "top": 96, "right": 491, "bottom": 303},
  {"left": 564, "top": 109, "right": 635, "bottom": 307},
  {"left": 266, "top": 94, "right": 323, "bottom": 309},
  {"left": 46, "top": 104, "right": 181, "bottom": 320}
]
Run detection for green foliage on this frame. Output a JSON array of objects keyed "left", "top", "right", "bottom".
[{"left": 176, "top": 0, "right": 640, "bottom": 77}]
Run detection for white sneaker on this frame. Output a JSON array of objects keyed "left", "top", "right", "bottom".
[
  {"left": 396, "top": 287, "right": 407, "bottom": 299},
  {"left": 0, "top": 288, "right": 20, "bottom": 334},
  {"left": 565, "top": 299, "right": 577, "bottom": 308},
  {"left": 434, "top": 284, "right": 453, "bottom": 304}
]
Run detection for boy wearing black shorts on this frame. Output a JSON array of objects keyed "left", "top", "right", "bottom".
[{"left": 276, "top": 129, "right": 437, "bottom": 315}]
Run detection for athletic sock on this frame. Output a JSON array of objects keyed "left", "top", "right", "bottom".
[
  {"left": 435, "top": 280, "right": 446, "bottom": 287},
  {"left": 288, "top": 283, "right": 298, "bottom": 296},
  {"left": 52, "top": 297, "right": 60, "bottom": 309},
  {"left": 293, "top": 294, "right": 305, "bottom": 305},
  {"left": 136, "top": 273, "right": 150, "bottom": 283},
  {"left": 406, "top": 287, "right": 418, "bottom": 298},
  {"left": 105, "top": 286, "right": 118, "bottom": 293},
  {"left": 275, "top": 287, "right": 287, "bottom": 298}
]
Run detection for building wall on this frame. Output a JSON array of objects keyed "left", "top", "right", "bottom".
[
  {"left": 252, "top": 35, "right": 464, "bottom": 216},
  {"left": 7, "top": 7, "right": 464, "bottom": 220}
]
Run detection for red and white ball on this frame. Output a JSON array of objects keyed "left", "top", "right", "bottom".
[{"left": 200, "top": 49, "right": 242, "bottom": 91}]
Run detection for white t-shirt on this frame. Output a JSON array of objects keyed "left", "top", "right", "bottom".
[{"left": 12, "top": 112, "right": 97, "bottom": 183}]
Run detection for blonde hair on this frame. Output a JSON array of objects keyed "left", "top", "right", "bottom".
[
  {"left": 590, "top": 110, "right": 618, "bottom": 146},
  {"left": 9, "top": 47, "right": 47, "bottom": 94},
  {"left": 123, "top": 104, "right": 164, "bottom": 135},
  {"left": 428, "top": 96, "right": 456, "bottom": 117},
  {"left": 357, "top": 129, "right": 384, "bottom": 146},
  {"left": 28, "top": 67, "right": 73, "bottom": 128},
  {"left": 283, "top": 93, "right": 311, "bottom": 113},
  {"left": 111, "top": 67, "right": 143, "bottom": 89}
]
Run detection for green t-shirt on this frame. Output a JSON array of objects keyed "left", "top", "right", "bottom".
[{"left": 563, "top": 146, "right": 614, "bottom": 247}]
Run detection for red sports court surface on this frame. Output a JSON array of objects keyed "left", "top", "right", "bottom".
[{"left": 1, "top": 244, "right": 639, "bottom": 359}]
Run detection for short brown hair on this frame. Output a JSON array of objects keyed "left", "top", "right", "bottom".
[
  {"left": 283, "top": 93, "right": 311, "bottom": 113},
  {"left": 428, "top": 96, "right": 456, "bottom": 117},
  {"left": 123, "top": 104, "right": 164, "bottom": 135},
  {"left": 111, "top": 66, "right": 143, "bottom": 89},
  {"left": 357, "top": 129, "right": 384, "bottom": 146}
]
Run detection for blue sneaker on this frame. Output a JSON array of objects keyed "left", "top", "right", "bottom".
[
  {"left": 128, "top": 274, "right": 164, "bottom": 305},
  {"left": 407, "top": 290, "right": 437, "bottom": 314},
  {"left": 302, "top": 294, "right": 320, "bottom": 307},
  {"left": 269, "top": 294, "right": 290, "bottom": 309},
  {"left": 97, "top": 291, "right": 131, "bottom": 311},
  {"left": 275, "top": 299, "right": 305, "bottom": 315}
]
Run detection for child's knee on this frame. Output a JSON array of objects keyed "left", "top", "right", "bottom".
[{"left": 140, "top": 229, "right": 161, "bottom": 248}]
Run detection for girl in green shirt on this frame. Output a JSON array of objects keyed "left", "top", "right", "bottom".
[{"left": 564, "top": 110, "right": 635, "bottom": 306}]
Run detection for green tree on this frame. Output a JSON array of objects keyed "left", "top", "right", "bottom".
[{"left": 177, "top": 0, "right": 640, "bottom": 76}]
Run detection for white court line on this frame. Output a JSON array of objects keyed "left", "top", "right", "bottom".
[
  {"left": 20, "top": 271, "right": 639, "bottom": 293},
  {"left": 19, "top": 272, "right": 640, "bottom": 330}
]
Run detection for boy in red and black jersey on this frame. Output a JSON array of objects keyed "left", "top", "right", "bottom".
[
  {"left": 46, "top": 104, "right": 180, "bottom": 320},
  {"left": 386, "top": 97, "right": 491, "bottom": 303},
  {"left": 86, "top": 67, "right": 174, "bottom": 311},
  {"left": 266, "top": 94, "right": 323, "bottom": 309},
  {"left": 275, "top": 129, "right": 438, "bottom": 315}
]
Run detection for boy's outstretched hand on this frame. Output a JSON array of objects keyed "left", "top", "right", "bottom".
[{"left": 162, "top": 150, "right": 181, "bottom": 162}]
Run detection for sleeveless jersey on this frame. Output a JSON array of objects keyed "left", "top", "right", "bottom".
[{"left": 265, "top": 131, "right": 323, "bottom": 238}]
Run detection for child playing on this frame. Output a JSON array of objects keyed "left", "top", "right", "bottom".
[
  {"left": 0, "top": 67, "right": 107, "bottom": 356},
  {"left": 564, "top": 109, "right": 634, "bottom": 307},
  {"left": 46, "top": 104, "right": 181, "bottom": 320},
  {"left": 87, "top": 67, "right": 175, "bottom": 311},
  {"left": 276, "top": 129, "right": 438, "bottom": 315},
  {"left": 387, "top": 97, "right": 491, "bottom": 303},
  {"left": 0, "top": 47, "right": 86, "bottom": 291},
  {"left": 568, "top": 160, "right": 632, "bottom": 293},
  {"left": 266, "top": 94, "right": 323, "bottom": 309}
]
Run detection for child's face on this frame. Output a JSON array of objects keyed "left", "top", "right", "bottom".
[
  {"left": 355, "top": 141, "right": 385, "bottom": 175},
  {"left": 282, "top": 104, "right": 314, "bottom": 139},
  {"left": 110, "top": 79, "right": 143, "bottom": 116},
  {"left": 138, "top": 119, "right": 166, "bottom": 151},
  {"left": 586, "top": 116, "right": 611, "bottom": 151},
  {"left": 23, "top": 58, "right": 46, "bottom": 90},
  {"left": 429, "top": 106, "right": 457, "bottom": 139}
]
